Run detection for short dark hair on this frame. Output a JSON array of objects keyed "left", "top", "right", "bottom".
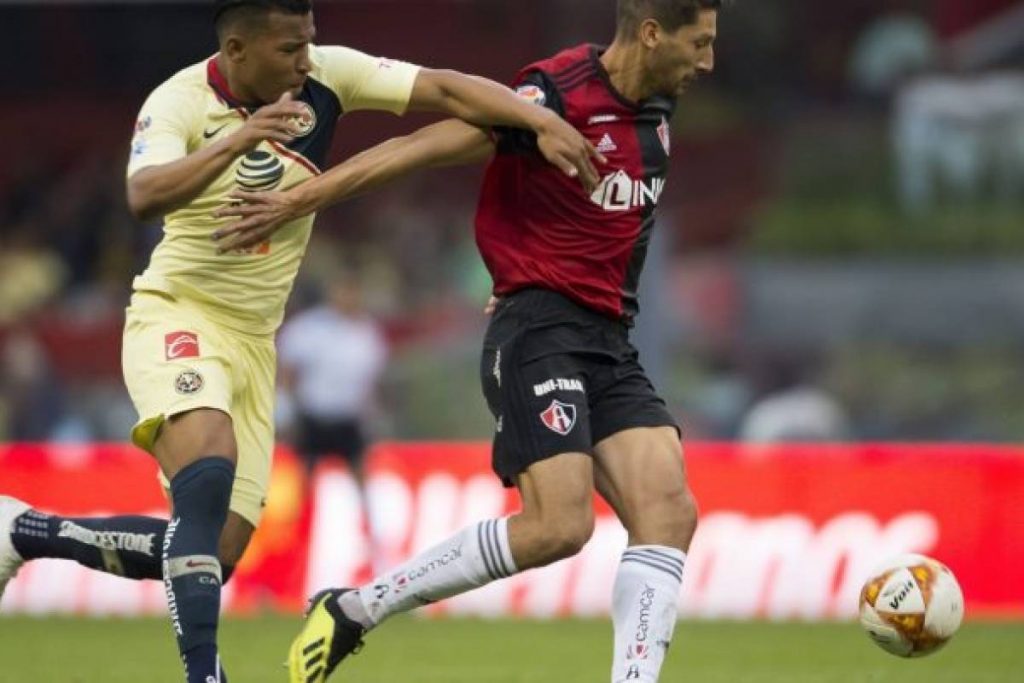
[
  {"left": 214, "top": 0, "right": 312, "bottom": 36},
  {"left": 616, "top": 0, "right": 722, "bottom": 37}
]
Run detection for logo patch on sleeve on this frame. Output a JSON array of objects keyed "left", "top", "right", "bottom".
[
  {"left": 515, "top": 84, "right": 547, "bottom": 107},
  {"left": 165, "top": 331, "right": 200, "bottom": 360},
  {"left": 174, "top": 369, "right": 205, "bottom": 395}
]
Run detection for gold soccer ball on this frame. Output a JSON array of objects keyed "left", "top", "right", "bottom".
[{"left": 858, "top": 553, "right": 964, "bottom": 658}]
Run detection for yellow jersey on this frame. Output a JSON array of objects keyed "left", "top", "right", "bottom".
[{"left": 127, "top": 46, "right": 420, "bottom": 336}]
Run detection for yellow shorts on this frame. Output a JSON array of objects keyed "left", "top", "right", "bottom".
[{"left": 122, "top": 290, "right": 276, "bottom": 526}]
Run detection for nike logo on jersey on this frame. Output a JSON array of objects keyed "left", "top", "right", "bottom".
[{"left": 203, "top": 124, "right": 228, "bottom": 139}]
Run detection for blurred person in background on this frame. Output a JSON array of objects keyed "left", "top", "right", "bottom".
[
  {"left": 278, "top": 271, "right": 386, "bottom": 495},
  {"left": 0, "top": 327, "right": 66, "bottom": 442},
  {"left": 0, "top": 227, "right": 67, "bottom": 327},
  {"left": 0, "top": 0, "right": 603, "bottom": 680},
  {"left": 218, "top": 2, "right": 720, "bottom": 681},
  {"left": 738, "top": 350, "right": 850, "bottom": 444}
]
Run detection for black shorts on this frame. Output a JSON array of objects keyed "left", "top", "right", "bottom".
[
  {"left": 480, "top": 288, "right": 678, "bottom": 487},
  {"left": 296, "top": 415, "right": 367, "bottom": 468}
]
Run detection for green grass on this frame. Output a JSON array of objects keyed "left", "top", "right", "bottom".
[{"left": 0, "top": 616, "right": 1019, "bottom": 682}]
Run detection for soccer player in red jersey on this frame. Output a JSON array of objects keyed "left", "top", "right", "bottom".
[{"left": 216, "top": 2, "right": 721, "bottom": 681}]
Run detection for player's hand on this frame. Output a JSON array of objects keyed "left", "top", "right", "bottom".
[
  {"left": 211, "top": 189, "right": 310, "bottom": 253},
  {"left": 484, "top": 296, "right": 500, "bottom": 315},
  {"left": 534, "top": 111, "right": 606, "bottom": 193},
  {"left": 228, "top": 92, "right": 308, "bottom": 155}
]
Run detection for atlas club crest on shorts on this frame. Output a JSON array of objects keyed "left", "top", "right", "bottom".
[
  {"left": 165, "top": 331, "right": 200, "bottom": 360},
  {"left": 540, "top": 400, "right": 577, "bottom": 436}
]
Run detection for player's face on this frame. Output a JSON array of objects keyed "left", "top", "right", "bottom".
[
  {"left": 238, "top": 11, "right": 316, "bottom": 103},
  {"left": 649, "top": 10, "right": 717, "bottom": 97}
]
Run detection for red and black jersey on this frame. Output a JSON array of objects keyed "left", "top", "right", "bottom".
[{"left": 475, "top": 44, "right": 676, "bottom": 322}]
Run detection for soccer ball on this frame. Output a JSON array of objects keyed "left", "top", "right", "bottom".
[{"left": 858, "top": 553, "right": 964, "bottom": 658}]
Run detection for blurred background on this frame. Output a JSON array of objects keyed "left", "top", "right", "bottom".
[{"left": 0, "top": 0, "right": 1022, "bottom": 446}]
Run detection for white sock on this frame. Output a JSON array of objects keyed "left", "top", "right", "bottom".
[
  {"left": 340, "top": 517, "right": 518, "bottom": 628},
  {"left": 611, "top": 545, "right": 686, "bottom": 683}
]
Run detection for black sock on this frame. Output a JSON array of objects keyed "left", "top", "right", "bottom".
[
  {"left": 11, "top": 510, "right": 165, "bottom": 579},
  {"left": 163, "top": 457, "right": 235, "bottom": 683},
  {"left": 10, "top": 510, "right": 239, "bottom": 586}
]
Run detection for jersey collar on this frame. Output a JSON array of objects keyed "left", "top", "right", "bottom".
[
  {"left": 590, "top": 44, "right": 676, "bottom": 113},
  {"left": 207, "top": 56, "right": 253, "bottom": 110}
]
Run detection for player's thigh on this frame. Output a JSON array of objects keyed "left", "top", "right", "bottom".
[
  {"left": 516, "top": 452, "right": 595, "bottom": 527},
  {"left": 593, "top": 426, "right": 696, "bottom": 547},
  {"left": 589, "top": 357, "right": 685, "bottom": 512},
  {"left": 154, "top": 409, "right": 237, "bottom": 478},
  {"left": 510, "top": 452, "right": 595, "bottom": 568},
  {"left": 122, "top": 293, "right": 238, "bottom": 478},
  {"left": 589, "top": 359, "right": 694, "bottom": 545},
  {"left": 225, "top": 335, "right": 277, "bottom": 529}
]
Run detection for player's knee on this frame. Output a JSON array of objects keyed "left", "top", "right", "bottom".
[
  {"left": 650, "top": 484, "right": 698, "bottom": 550},
  {"left": 540, "top": 510, "right": 594, "bottom": 562},
  {"left": 158, "top": 409, "right": 239, "bottom": 468},
  {"left": 625, "top": 477, "right": 698, "bottom": 551},
  {"left": 674, "top": 485, "right": 700, "bottom": 542}
]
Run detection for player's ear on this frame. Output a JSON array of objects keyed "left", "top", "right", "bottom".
[
  {"left": 639, "top": 18, "right": 661, "bottom": 49},
  {"left": 222, "top": 34, "right": 247, "bottom": 63}
]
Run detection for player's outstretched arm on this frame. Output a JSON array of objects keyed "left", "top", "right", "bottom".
[
  {"left": 408, "top": 69, "right": 605, "bottom": 191},
  {"left": 126, "top": 93, "right": 307, "bottom": 221},
  {"left": 212, "top": 119, "right": 490, "bottom": 252}
]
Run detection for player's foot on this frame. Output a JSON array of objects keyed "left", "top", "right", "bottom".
[
  {"left": 0, "top": 496, "right": 30, "bottom": 605},
  {"left": 288, "top": 588, "right": 366, "bottom": 683}
]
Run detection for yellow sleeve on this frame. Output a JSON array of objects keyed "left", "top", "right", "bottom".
[
  {"left": 126, "top": 82, "right": 198, "bottom": 178},
  {"left": 315, "top": 45, "right": 421, "bottom": 115}
]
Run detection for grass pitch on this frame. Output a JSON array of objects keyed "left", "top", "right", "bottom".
[{"left": 0, "top": 616, "right": 1019, "bottom": 682}]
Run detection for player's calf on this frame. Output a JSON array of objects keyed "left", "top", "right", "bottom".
[
  {"left": 9, "top": 508, "right": 167, "bottom": 580},
  {"left": 0, "top": 499, "right": 249, "bottom": 588},
  {"left": 163, "top": 456, "right": 235, "bottom": 683}
]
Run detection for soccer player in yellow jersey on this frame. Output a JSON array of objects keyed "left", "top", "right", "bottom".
[{"left": 0, "top": 1, "right": 601, "bottom": 681}]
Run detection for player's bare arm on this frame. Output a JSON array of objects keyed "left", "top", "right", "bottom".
[
  {"left": 126, "top": 92, "right": 307, "bottom": 221},
  {"left": 213, "top": 119, "right": 490, "bottom": 252},
  {"left": 408, "top": 69, "right": 605, "bottom": 190}
]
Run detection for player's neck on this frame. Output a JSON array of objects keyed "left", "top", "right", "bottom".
[
  {"left": 600, "top": 41, "right": 655, "bottom": 103},
  {"left": 215, "top": 54, "right": 262, "bottom": 106}
]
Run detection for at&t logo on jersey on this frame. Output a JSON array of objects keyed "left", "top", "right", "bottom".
[
  {"left": 236, "top": 150, "right": 284, "bottom": 191},
  {"left": 590, "top": 170, "right": 666, "bottom": 212}
]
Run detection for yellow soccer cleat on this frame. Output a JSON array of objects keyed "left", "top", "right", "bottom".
[{"left": 288, "top": 588, "right": 366, "bottom": 683}]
